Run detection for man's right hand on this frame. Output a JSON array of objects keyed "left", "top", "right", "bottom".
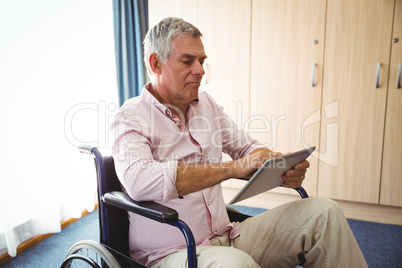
[{"left": 232, "top": 148, "right": 283, "bottom": 179}]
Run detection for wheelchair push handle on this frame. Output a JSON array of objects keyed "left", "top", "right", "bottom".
[{"left": 78, "top": 145, "right": 96, "bottom": 155}]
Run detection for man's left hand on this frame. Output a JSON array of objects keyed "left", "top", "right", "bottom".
[{"left": 281, "top": 159, "right": 310, "bottom": 188}]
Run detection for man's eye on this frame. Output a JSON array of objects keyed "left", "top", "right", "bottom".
[{"left": 183, "top": 61, "right": 191, "bottom": 65}]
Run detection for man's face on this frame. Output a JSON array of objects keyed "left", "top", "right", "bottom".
[{"left": 157, "top": 34, "right": 207, "bottom": 105}]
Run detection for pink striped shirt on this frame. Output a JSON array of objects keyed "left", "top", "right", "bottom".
[{"left": 111, "top": 83, "right": 266, "bottom": 266}]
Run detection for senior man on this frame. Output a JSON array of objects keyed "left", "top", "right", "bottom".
[{"left": 111, "top": 17, "right": 367, "bottom": 268}]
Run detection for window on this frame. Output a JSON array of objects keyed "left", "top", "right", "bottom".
[{"left": 0, "top": 0, "right": 118, "bottom": 257}]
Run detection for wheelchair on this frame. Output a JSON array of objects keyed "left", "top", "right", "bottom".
[{"left": 61, "top": 145, "right": 309, "bottom": 268}]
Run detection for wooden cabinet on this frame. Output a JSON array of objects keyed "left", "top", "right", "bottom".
[
  {"left": 249, "top": 0, "right": 401, "bottom": 205},
  {"left": 148, "top": 0, "right": 197, "bottom": 28},
  {"left": 249, "top": 0, "right": 326, "bottom": 196},
  {"left": 380, "top": 0, "right": 402, "bottom": 206},
  {"left": 318, "top": 0, "right": 396, "bottom": 204},
  {"left": 148, "top": 0, "right": 402, "bottom": 207},
  {"left": 197, "top": 0, "right": 251, "bottom": 126}
]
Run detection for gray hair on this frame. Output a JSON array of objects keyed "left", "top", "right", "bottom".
[{"left": 143, "top": 17, "right": 203, "bottom": 77}]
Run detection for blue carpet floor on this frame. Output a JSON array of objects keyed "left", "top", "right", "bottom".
[
  {"left": 1, "top": 211, "right": 99, "bottom": 268},
  {"left": 2, "top": 206, "right": 402, "bottom": 267}
]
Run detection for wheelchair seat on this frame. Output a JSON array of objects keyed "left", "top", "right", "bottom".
[{"left": 61, "top": 145, "right": 308, "bottom": 268}]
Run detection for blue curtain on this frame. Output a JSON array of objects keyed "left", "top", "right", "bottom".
[{"left": 112, "top": 0, "right": 149, "bottom": 106}]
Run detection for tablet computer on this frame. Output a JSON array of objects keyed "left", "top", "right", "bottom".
[{"left": 229, "top": 146, "right": 316, "bottom": 204}]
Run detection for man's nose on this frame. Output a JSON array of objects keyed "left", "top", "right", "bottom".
[{"left": 193, "top": 61, "right": 205, "bottom": 76}]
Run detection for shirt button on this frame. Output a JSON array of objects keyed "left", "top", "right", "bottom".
[
  {"left": 207, "top": 201, "right": 211, "bottom": 206},
  {"left": 175, "top": 122, "right": 180, "bottom": 126}
]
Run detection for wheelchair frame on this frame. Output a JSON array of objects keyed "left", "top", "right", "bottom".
[{"left": 61, "top": 145, "right": 308, "bottom": 268}]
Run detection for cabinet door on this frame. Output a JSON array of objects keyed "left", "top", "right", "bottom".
[
  {"left": 148, "top": 0, "right": 198, "bottom": 30},
  {"left": 318, "top": 0, "right": 394, "bottom": 203},
  {"left": 198, "top": 0, "right": 251, "bottom": 126},
  {"left": 197, "top": 0, "right": 251, "bottom": 191},
  {"left": 249, "top": 0, "right": 326, "bottom": 195},
  {"left": 381, "top": 0, "right": 402, "bottom": 206}
]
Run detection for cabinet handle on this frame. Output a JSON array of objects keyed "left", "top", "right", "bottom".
[
  {"left": 204, "top": 62, "right": 209, "bottom": 85},
  {"left": 311, "top": 63, "right": 316, "bottom": 87},
  {"left": 376, "top": 63, "right": 380, "bottom": 88},
  {"left": 398, "top": 63, "right": 402, "bottom": 89}
]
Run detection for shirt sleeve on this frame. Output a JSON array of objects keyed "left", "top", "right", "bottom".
[{"left": 110, "top": 109, "right": 180, "bottom": 202}]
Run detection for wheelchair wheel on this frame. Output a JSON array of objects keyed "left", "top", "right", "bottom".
[{"left": 61, "top": 240, "right": 121, "bottom": 268}]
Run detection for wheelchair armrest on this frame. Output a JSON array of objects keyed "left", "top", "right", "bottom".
[
  {"left": 293, "top": 186, "right": 309, "bottom": 199},
  {"left": 103, "top": 191, "right": 179, "bottom": 224},
  {"left": 103, "top": 192, "right": 197, "bottom": 267}
]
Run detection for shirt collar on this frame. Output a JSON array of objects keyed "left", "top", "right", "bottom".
[
  {"left": 141, "top": 83, "right": 199, "bottom": 118},
  {"left": 141, "top": 83, "right": 173, "bottom": 117}
]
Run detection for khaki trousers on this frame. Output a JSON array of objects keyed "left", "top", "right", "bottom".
[{"left": 153, "top": 197, "right": 367, "bottom": 268}]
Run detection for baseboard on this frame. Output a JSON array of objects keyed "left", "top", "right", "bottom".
[
  {"left": 0, "top": 204, "right": 99, "bottom": 266},
  {"left": 223, "top": 187, "right": 402, "bottom": 226}
]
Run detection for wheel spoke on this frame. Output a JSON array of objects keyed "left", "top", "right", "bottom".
[{"left": 63, "top": 240, "right": 120, "bottom": 268}]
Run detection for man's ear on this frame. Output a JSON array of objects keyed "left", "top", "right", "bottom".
[{"left": 149, "top": 53, "right": 162, "bottom": 75}]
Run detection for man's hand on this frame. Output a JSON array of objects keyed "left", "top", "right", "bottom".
[
  {"left": 232, "top": 148, "right": 282, "bottom": 179},
  {"left": 233, "top": 148, "right": 310, "bottom": 189},
  {"left": 281, "top": 159, "right": 310, "bottom": 188}
]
